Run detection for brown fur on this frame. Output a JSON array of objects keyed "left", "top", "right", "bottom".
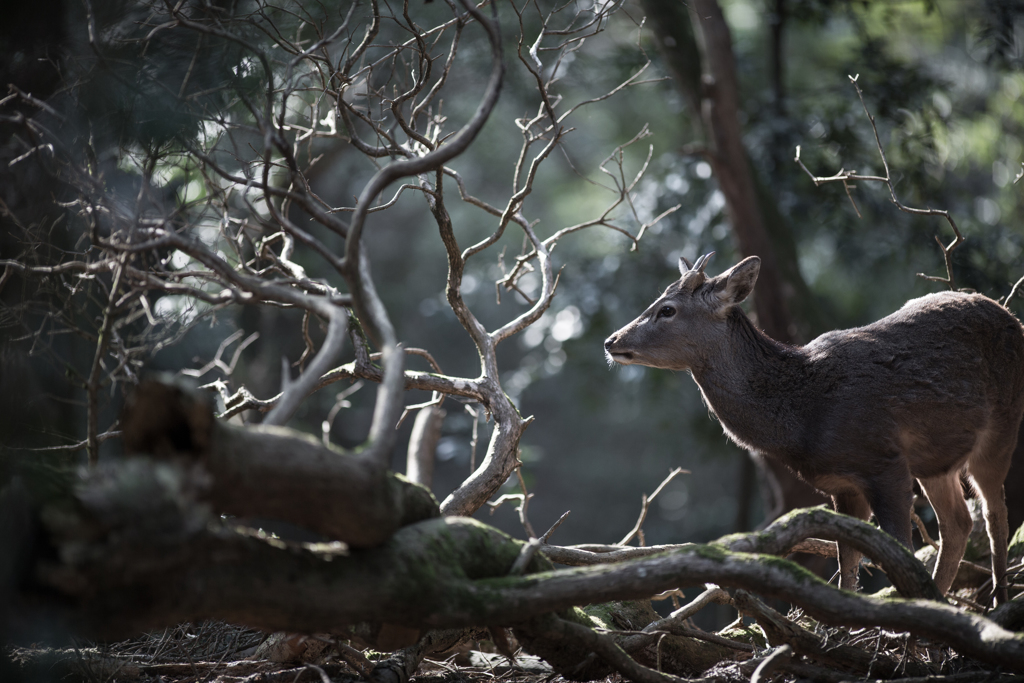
[{"left": 605, "top": 255, "right": 1024, "bottom": 602}]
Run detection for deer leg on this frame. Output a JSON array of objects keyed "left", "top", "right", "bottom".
[
  {"left": 918, "top": 472, "right": 972, "bottom": 598},
  {"left": 977, "top": 481, "right": 1010, "bottom": 605},
  {"left": 833, "top": 490, "right": 871, "bottom": 592},
  {"left": 967, "top": 443, "right": 1013, "bottom": 606},
  {"left": 866, "top": 473, "right": 915, "bottom": 551}
]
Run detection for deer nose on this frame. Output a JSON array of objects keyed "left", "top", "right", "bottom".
[{"left": 604, "top": 336, "right": 616, "bottom": 351}]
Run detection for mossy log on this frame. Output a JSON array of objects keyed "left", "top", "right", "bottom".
[{"left": 6, "top": 459, "right": 1024, "bottom": 676}]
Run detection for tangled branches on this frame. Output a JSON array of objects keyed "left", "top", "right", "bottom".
[{"left": 0, "top": 0, "right": 666, "bottom": 515}]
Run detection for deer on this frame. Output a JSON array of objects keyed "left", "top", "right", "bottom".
[{"left": 604, "top": 253, "right": 1024, "bottom": 603}]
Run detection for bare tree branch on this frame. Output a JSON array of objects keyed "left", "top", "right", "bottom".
[{"left": 795, "top": 75, "right": 964, "bottom": 289}]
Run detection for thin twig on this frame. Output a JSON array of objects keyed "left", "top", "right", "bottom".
[
  {"left": 619, "top": 467, "right": 689, "bottom": 546},
  {"left": 795, "top": 75, "right": 964, "bottom": 289},
  {"left": 912, "top": 511, "right": 939, "bottom": 549}
]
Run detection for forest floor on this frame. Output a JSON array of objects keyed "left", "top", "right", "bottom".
[
  {"left": 11, "top": 621, "right": 565, "bottom": 683},
  {"left": 8, "top": 614, "right": 1023, "bottom": 683}
]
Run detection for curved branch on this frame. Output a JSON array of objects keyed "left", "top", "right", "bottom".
[
  {"left": 335, "top": 1, "right": 503, "bottom": 470},
  {"left": 490, "top": 220, "right": 555, "bottom": 345},
  {"left": 263, "top": 308, "right": 348, "bottom": 427},
  {"left": 431, "top": 170, "right": 491, "bottom": 358},
  {"left": 723, "top": 506, "right": 944, "bottom": 602},
  {"left": 343, "top": 0, "right": 505, "bottom": 345},
  {"left": 547, "top": 507, "right": 940, "bottom": 602},
  {"left": 438, "top": 390, "right": 531, "bottom": 517},
  {"left": 541, "top": 544, "right": 695, "bottom": 566}
]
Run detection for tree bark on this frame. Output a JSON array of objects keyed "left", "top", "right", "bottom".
[
  {"left": 121, "top": 377, "right": 439, "bottom": 548},
  {"left": 641, "top": 0, "right": 794, "bottom": 343},
  {"left": 405, "top": 405, "right": 445, "bottom": 488}
]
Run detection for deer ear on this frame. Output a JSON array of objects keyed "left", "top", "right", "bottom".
[
  {"left": 679, "top": 255, "right": 693, "bottom": 275},
  {"left": 715, "top": 256, "right": 760, "bottom": 306}
]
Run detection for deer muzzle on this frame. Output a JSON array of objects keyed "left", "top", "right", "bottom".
[{"left": 604, "top": 335, "right": 635, "bottom": 364}]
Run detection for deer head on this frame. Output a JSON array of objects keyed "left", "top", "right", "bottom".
[{"left": 604, "top": 253, "right": 761, "bottom": 371}]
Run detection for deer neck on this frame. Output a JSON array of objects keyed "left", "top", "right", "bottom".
[{"left": 689, "top": 309, "right": 807, "bottom": 455}]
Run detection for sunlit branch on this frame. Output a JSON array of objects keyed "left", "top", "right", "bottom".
[
  {"left": 432, "top": 170, "right": 492, "bottom": 359},
  {"left": 181, "top": 330, "right": 260, "bottom": 379}
]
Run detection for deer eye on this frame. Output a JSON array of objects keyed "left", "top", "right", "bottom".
[{"left": 656, "top": 305, "right": 675, "bottom": 319}]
